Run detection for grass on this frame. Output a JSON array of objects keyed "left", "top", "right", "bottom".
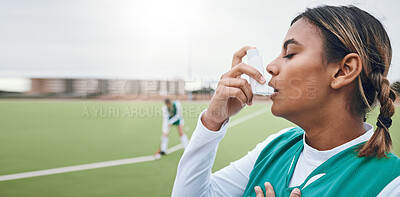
[{"left": 0, "top": 100, "right": 399, "bottom": 196}]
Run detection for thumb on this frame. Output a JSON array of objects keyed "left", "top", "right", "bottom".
[{"left": 289, "top": 188, "right": 301, "bottom": 197}]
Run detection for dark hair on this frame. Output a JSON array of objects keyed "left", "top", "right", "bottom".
[
  {"left": 291, "top": 5, "right": 396, "bottom": 158},
  {"left": 165, "top": 99, "right": 171, "bottom": 104}
]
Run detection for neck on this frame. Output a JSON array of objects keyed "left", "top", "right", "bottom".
[
  {"left": 287, "top": 104, "right": 365, "bottom": 151},
  {"left": 304, "top": 119, "right": 365, "bottom": 151}
]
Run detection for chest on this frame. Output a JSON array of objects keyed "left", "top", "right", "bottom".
[
  {"left": 242, "top": 129, "right": 400, "bottom": 197},
  {"left": 168, "top": 103, "right": 176, "bottom": 116}
]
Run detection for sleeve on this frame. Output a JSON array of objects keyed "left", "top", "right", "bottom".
[
  {"left": 377, "top": 176, "right": 400, "bottom": 197},
  {"left": 168, "top": 101, "right": 182, "bottom": 124},
  {"left": 171, "top": 109, "right": 292, "bottom": 197}
]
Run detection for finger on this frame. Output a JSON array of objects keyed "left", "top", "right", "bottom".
[
  {"left": 265, "top": 182, "right": 275, "bottom": 197},
  {"left": 289, "top": 188, "right": 301, "bottom": 197},
  {"left": 254, "top": 186, "right": 264, "bottom": 197},
  {"left": 232, "top": 46, "right": 256, "bottom": 68},
  {"left": 221, "top": 86, "right": 248, "bottom": 107},
  {"left": 225, "top": 63, "right": 266, "bottom": 84},
  {"left": 220, "top": 78, "right": 253, "bottom": 104}
]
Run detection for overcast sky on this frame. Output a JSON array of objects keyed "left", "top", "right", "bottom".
[{"left": 0, "top": 0, "right": 399, "bottom": 91}]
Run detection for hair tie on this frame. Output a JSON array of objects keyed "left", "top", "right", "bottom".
[{"left": 376, "top": 114, "right": 392, "bottom": 128}]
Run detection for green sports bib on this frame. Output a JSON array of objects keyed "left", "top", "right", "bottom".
[
  {"left": 168, "top": 102, "right": 177, "bottom": 119},
  {"left": 242, "top": 127, "right": 400, "bottom": 197}
]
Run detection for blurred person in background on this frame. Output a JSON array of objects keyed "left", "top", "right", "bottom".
[{"left": 155, "top": 99, "right": 189, "bottom": 158}]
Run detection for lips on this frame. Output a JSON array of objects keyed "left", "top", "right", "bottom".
[{"left": 268, "top": 82, "right": 278, "bottom": 93}]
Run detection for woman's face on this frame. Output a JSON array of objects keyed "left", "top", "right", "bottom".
[{"left": 267, "top": 18, "right": 332, "bottom": 120}]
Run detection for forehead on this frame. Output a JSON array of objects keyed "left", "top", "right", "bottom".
[{"left": 284, "top": 18, "right": 323, "bottom": 50}]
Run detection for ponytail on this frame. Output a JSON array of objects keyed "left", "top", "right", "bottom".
[{"left": 357, "top": 72, "right": 397, "bottom": 158}]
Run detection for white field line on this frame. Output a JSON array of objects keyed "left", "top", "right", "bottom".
[
  {"left": 228, "top": 109, "right": 266, "bottom": 127},
  {"left": 0, "top": 156, "right": 155, "bottom": 182},
  {"left": 0, "top": 108, "right": 266, "bottom": 182}
]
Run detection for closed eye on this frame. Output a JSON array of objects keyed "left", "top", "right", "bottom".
[{"left": 283, "top": 54, "right": 295, "bottom": 58}]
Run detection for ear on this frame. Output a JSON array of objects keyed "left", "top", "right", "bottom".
[{"left": 331, "top": 53, "right": 362, "bottom": 89}]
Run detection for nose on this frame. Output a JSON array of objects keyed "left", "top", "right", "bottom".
[{"left": 266, "top": 59, "right": 279, "bottom": 76}]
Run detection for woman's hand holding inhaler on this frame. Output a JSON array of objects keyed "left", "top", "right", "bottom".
[{"left": 202, "top": 46, "right": 267, "bottom": 131}]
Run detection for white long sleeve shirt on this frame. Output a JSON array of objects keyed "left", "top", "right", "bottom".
[{"left": 172, "top": 109, "right": 400, "bottom": 197}]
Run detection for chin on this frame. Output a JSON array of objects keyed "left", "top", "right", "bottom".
[
  {"left": 270, "top": 102, "right": 282, "bottom": 117},
  {"left": 271, "top": 101, "right": 292, "bottom": 119}
]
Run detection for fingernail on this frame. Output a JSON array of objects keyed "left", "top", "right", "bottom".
[
  {"left": 242, "top": 103, "right": 246, "bottom": 107},
  {"left": 260, "top": 76, "right": 266, "bottom": 83}
]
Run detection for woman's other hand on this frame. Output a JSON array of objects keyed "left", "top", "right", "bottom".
[{"left": 254, "top": 182, "right": 301, "bottom": 197}]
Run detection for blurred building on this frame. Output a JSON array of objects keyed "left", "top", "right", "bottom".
[{"left": 29, "top": 78, "right": 185, "bottom": 98}]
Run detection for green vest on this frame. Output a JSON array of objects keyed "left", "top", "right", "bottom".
[
  {"left": 243, "top": 127, "right": 400, "bottom": 197},
  {"left": 168, "top": 102, "right": 177, "bottom": 119}
]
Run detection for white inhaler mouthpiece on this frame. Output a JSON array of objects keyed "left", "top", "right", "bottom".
[{"left": 246, "top": 49, "right": 273, "bottom": 96}]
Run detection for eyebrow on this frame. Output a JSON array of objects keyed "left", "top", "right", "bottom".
[{"left": 283, "top": 38, "right": 302, "bottom": 50}]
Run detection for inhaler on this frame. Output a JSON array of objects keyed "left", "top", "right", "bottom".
[{"left": 247, "top": 49, "right": 274, "bottom": 96}]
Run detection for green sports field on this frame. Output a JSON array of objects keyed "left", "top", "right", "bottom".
[{"left": 0, "top": 100, "right": 399, "bottom": 197}]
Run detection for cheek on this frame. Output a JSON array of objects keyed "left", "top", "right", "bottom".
[
  {"left": 290, "top": 72, "right": 327, "bottom": 101},
  {"left": 271, "top": 69, "right": 327, "bottom": 116},
  {"left": 270, "top": 49, "right": 330, "bottom": 113},
  {"left": 285, "top": 57, "right": 326, "bottom": 98},
  {"left": 298, "top": 72, "right": 320, "bottom": 99},
  {"left": 271, "top": 77, "right": 325, "bottom": 117},
  {"left": 280, "top": 67, "right": 313, "bottom": 99}
]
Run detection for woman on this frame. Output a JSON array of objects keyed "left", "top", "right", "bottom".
[{"left": 172, "top": 5, "right": 399, "bottom": 197}]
